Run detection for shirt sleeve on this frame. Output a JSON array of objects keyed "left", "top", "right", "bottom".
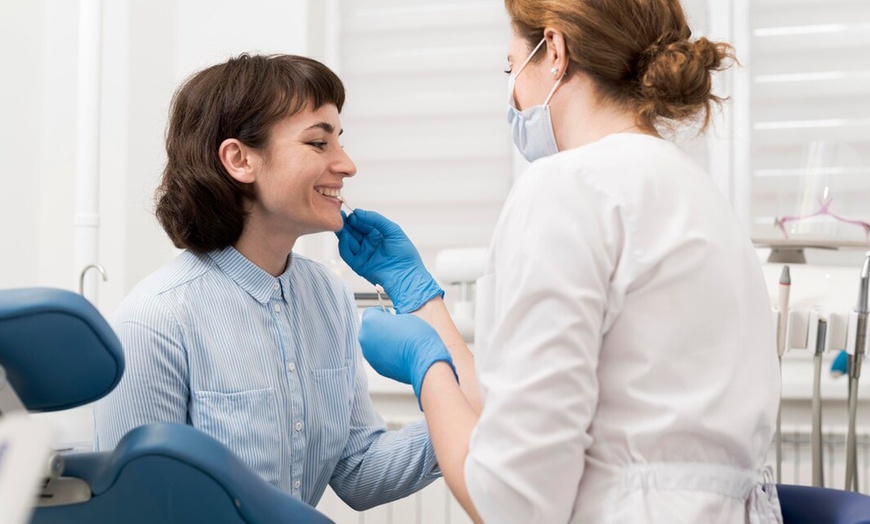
[
  {"left": 328, "top": 293, "right": 440, "bottom": 511},
  {"left": 464, "top": 166, "right": 624, "bottom": 523},
  {"left": 93, "top": 293, "right": 189, "bottom": 451}
]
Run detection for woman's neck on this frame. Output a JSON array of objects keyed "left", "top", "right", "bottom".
[
  {"left": 233, "top": 220, "right": 296, "bottom": 277},
  {"left": 551, "top": 75, "right": 660, "bottom": 151}
]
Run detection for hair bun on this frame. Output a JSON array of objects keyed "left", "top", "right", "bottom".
[{"left": 637, "top": 37, "right": 734, "bottom": 125}]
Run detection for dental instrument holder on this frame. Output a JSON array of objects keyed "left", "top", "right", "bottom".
[
  {"left": 775, "top": 266, "right": 791, "bottom": 484},
  {"left": 810, "top": 312, "right": 828, "bottom": 487},
  {"left": 844, "top": 252, "right": 870, "bottom": 492}
]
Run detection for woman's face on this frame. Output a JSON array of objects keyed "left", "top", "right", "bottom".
[
  {"left": 508, "top": 30, "right": 554, "bottom": 111},
  {"left": 249, "top": 103, "right": 356, "bottom": 239}
]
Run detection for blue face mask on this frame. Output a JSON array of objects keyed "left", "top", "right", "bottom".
[{"left": 507, "top": 38, "right": 564, "bottom": 162}]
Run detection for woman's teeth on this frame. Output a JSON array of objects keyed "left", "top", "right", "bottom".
[{"left": 316, "top": 188, "right": 341, "bottom": 199}]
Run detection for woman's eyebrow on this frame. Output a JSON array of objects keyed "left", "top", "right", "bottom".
[{"left": 304, "top": 122, "right": 342, "bottom": 135}]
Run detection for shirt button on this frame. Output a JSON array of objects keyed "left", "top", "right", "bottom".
[
  {"left": 288, "top": 362, "right": 296, "bottom": 372},
  {"left": 295, "top": 421, "right": 303, "bottom": 431},
  {"left": 294, "top": 480, "right": 301, "bottom": 489},
  {"left": 273, "top": 304, "right": 281, "bottom": 313},
  {"left": 273, "top": 282, "right": 280, "bottom": 291}
]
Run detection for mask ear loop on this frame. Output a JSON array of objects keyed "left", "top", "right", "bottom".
[
  {"left": 512, "top": 37, "right": 564, "bottom": 106},
  {"left": 514, "top": 37, "right": 548, "bottom": 78},
  {"left": 543, "top": 66, "right": 565, "bottom": 106}
]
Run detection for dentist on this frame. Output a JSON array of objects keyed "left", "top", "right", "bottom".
[{"left": 338, "top": 0, "right": 784, "bottom": 522}]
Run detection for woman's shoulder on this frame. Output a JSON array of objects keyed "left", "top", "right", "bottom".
[
  {"left": 114, "top": 250, "right": 212, "bottom": 324},
  {"left": 522, "top": 134, "right": 707, "bottom": 205}
]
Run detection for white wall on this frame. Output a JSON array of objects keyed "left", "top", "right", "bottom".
[
  {"left": 1, "top": 0, "right": 311, "bottom": 313},
  {"left": 0, "top": 1, "right": 45, "bottom": 289}
]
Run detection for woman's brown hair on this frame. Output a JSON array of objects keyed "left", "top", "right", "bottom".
[
  {"left": 505, "top": 0, "right": 734, "bottom": 130},
  {"left": 155, "top": 54, "right": 345, "bottom": 253}
]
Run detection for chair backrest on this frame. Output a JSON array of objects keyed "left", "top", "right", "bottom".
[
  {"left": 0, "top": 288, "right": 124, "bottom": 412},
  {"left": 0, "top": 287, "right": 334, "bottom": 523},
  {"left": 778, "top": 484, "right": 870, "bottom": 524},
  {"left": 33, "top": 422, "right": 333, "bottom": 524}
]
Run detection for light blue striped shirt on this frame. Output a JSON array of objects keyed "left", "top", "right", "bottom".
[{"left": 93, "top": 247, "right": 439, "bottom": 509}]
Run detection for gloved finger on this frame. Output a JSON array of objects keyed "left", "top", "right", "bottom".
[
  {"left": 353, "top": 225, "right": 383, "bottom": 255},
  {"left": 359, "top": 308, "right": 394, "bottom": 345},
  {"left": 338, "top": 211, "right": 364, "bottom": 244},
  {"left": 353, "top": 209, "right": 405, "bottom": 236},
  {"left": 348, "top": 211, "right": 376, "bottom": 234},
  {"left": 336, "top": 227, "right": 361, "bottom": 256},
  {"left": 361, "top": 306, "right": 391, "bottom": 323},
  {"left": 353, "top": 232, "right": 381, "bottom": 263},
  {"left": 343, "top": 221, "right": 365, "bottom": 244}
]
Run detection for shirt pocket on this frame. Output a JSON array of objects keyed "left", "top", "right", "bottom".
[
  {"left": 309, "top": 366, "right": 352, "bottom": 466},
  {"left": 192, "top": 387, "right": 281, "bottom": 485}
]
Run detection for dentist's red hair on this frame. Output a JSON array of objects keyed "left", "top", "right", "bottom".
[{"left": 505, "top": 0, "right": 735, "bottom": 131}]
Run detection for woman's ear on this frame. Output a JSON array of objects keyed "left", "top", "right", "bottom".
[
  {"left": 219, "top": 138, "right": 258, "bottom": 184},
  {"left": 544, "top": 27, "right": 568, "bottom": 78}
]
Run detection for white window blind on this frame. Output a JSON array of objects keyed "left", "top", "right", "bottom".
[
  {"left": 312, "top": 0, "right": 728, "bottom": 291},
  {"left": 331, "top": 0, "right": 512, "bottom": 292},
  {"left": 748, "top": 0, "right": 870, "bottom": 250}
]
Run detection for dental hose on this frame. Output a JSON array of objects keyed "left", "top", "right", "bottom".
[{"left": 845, "top": 252, "right": 870, "bottom": 492}]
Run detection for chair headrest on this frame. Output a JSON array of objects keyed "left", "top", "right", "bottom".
[{"left": 0, "top": 288, "right": 124, "bottom": 411}]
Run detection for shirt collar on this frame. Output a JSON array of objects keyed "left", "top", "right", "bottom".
[{"left": 208, "top": 246, "right": 293, "bottom": 304}]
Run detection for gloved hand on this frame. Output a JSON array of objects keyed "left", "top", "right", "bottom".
[
  {"left": 358, "top": 308, "right": 458, "bottom": 405},
  {"left": 336, "top": 209, "right": 444, "bottom": 314}
]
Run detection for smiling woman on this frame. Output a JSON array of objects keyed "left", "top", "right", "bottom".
[{"left": 93, "top": 53, "right": 448, "bottom": 511}]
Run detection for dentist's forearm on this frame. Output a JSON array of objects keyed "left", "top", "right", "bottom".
[
  {"left": 413, "top": 297, "right": 482, "bottom": 414},
  {"left": 420, "top": 362, "right": 482, "bottom": 524}
]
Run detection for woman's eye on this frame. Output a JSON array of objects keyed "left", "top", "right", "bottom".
[
  {"left": 504, "top": 68, "right": 512, "bottom": 75},
  {"left": 308, "top": 141, "right": 328, "bottom": 150}
]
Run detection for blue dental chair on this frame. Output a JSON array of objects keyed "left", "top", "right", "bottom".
[
  {"left": 0, "top": 287, "right": 333, "bottom": 523},
  {"left": 778, "top": 484, "right": 870, "bottom": 524}
]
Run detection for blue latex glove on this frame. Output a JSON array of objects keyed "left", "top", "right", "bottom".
[
  {"left": 336, "top": 209, "right": 444, "bottom": 314},
  {"left": 358, "top": 308, "right": 458, "bottom": 406}
]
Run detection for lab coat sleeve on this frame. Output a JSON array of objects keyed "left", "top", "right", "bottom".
[
  {"left": 93, "top": 294, "right": 189, "bottom": 451},
  {"left": 328, "top": 294, "right": 440, "bottom": 510},
  {"left": 464, "top": 166, "right": 623, "bottom": 523}
]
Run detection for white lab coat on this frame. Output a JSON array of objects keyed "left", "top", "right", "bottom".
[{"left": 466, "top": 134, "right": 783, "bottom": 523}]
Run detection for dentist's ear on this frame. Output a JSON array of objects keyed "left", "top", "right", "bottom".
[
  {"left": 543, "top": 27, "right": 568, "bottom": 79},
  {"left": 219, "top": 138, "right": 258, "bottom": 184}
]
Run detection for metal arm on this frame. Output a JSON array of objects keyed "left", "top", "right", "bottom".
[{"left": 845, "top": 252, "right": 870, "bottom": 491}]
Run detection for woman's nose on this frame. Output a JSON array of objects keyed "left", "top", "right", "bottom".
[{"left": 335, "top": 147, "right": 357, "bottom": 178}]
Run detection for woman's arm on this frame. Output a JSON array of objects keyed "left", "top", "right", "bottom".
[
  {"left": 419, "top": 362, "right": 482, "bottom": 522},
  {"left": 93, "top": 296, "right": 189, "bottom": 450},
  {"left": 413, "top": 297, "right": 482, "bottom": 414},
  {"left": 356, "top": 309, "right": 483, "bottom": 520}
]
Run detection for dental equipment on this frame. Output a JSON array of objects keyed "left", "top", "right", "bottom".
[
  {"left": 339, "top": 195, "right": 354, "bottom": 214},
  {"left": 374, "top": 284, "right": 388, "bottom": 313},
  {"left": 811, "top": 315, "right": 828, "bottom": 487},
  {"left": 775, "top": 265, "right": 791, "bottom": 483},
  {"left": 844, "top": 252, "right": 870, "bottom": 492},
  {"left": 832, "top": 349, "right": 849, "bottom": 378}
]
